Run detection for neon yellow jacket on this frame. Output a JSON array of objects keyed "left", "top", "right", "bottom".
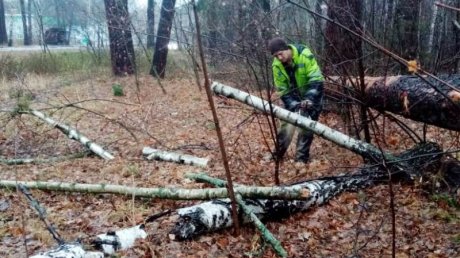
[{"left": 272, "top": 44, "right": 324, "bottom": 97}]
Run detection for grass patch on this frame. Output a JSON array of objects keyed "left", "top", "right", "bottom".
[
  {"left": 0, "top": 51, "right": 111, "bottom": 80},
  {"left": 431, "top": 193, "right": 460, "bottom": 209},
  {"left": 0, "top": 48, "right": 195, "bottom": 80},
  {"left": 112, "top": 83, "right": 124, "bottom": 96}
]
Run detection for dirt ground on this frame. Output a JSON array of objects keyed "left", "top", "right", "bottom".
[{"left": 0, "top": 73, "right": 459, "bottom": 257}]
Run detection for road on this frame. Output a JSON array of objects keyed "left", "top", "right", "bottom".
[{"left": 0, "top": 45, "right": 84, "bottom": 53}]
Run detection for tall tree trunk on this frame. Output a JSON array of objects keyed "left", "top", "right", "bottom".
[
  {"left": 150, "top": 0, "right": 176, "bottom": 78},
  {"left": 395, "top": 0, "right": 420, "bottom": 63},
  {"left": 325, "top": 0, "right": 370, "bottom": 141},
  {"left": 20, "top": 0, "right": 31, "bottom": 45},
  {"left": 27, "top": 0, "right": 32, "bottom": 44},
  {"left": 104, "top": 0, "right": 136, "bottom": 76},
  {"left": 428, "top": 4, "right": 438, "bottom": 55},
  {"left": 0, "top": 0, "right": 8, "bottom": 45},
  {"left": 147, "top": 0, "right": 155, "bottom": 48},
  {"left": 53, "top": 0, "right": 62, "bottom": 28},
  {"left": 206, "top": 1, "right": 217, "bottom": 65}
]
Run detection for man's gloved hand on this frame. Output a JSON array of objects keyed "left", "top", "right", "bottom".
[{"left": 299, "top": 99, "right": 313, "bottom": 110}]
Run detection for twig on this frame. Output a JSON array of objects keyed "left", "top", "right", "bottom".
[
  {"left": 18, "top": 184, "right": 64, "bottom": 245},
  {"left": 436, "top": 1, "right": 460, "bottom": 12}
]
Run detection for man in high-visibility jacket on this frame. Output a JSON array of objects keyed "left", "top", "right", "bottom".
[{"left": 269, "top": 37, "right": 324, "bottom": 163}]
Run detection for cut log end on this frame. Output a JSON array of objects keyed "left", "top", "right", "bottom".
[{"left": 448, "top": 90, "right": 460, "bottom": 104}]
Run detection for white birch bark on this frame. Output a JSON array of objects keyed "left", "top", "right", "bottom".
[
  {"left": 28, "top": 109, "right": 114, "bottom": 160},
  {"left": 94, "top": 225, "right": 147, "bottom": 255},
  {"left": 143, "top": 147, "right": 208, "bottom": 167},
  {"left": 171, "top": 143, "right": 442, "bottom": 240},
  {"left": 30, "top": 243, "right": 103, "bottom": 258},
  {"left": 0, "top": 180, "right": 309, "bottom": 200},
  {"left": 428, "top": 4, "right": 438, "bottom": 53},
  {"left": 170, "top": 173, "right": 375, "bottom": 239},
  {"left": 0, "top": 152, "right": 88, "bottom": 165},
  {"left": 211, "top": 81, "right": 393, "bottom": 161}
]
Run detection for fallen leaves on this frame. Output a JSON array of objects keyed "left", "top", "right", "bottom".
[{"left": 0, "top": 75, "right": 459, "bottom": 257}]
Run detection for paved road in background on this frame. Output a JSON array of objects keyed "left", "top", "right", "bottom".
[{"left": 0, "top": 45, "right": 84, "bottom": 53}]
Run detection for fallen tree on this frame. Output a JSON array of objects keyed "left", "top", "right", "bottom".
[
  {"left": 170, "top": 142, "right": 442, "bottom": 240},
  {"left": 0, "top": 152, "right": 89, "bottom": 165},
  {"left": 186, "top": 173, "right": 288, "bottom": 257},
  {"left": 143, "top": 147, "right": 209, "bottom": 167},
  {"left": 0, "top": 180, "right": 309, "bottom": 200},
  {"left": 328, "top": 75, "right": 460, "bottom": 131},
  {"left": 24, "top": 109, "right": 114, "bottom": 160},
  {"left": 211, "top": 81, "right": 396, "bottom": 163}
]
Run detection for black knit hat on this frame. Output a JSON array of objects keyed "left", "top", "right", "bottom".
[{"left": 268, "top": 37, "right": 289, "bottom": 55}]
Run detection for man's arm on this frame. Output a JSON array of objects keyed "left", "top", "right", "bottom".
[{"left": 273, "top": 66, "right": 301, "bottom": 111}]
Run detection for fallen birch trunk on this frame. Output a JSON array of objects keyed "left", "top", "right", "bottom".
[
  {"left": 143, "top": 147, "right": 209, "bottom": 167},
  {"left": 0, "top": 152, "right": 89, "bottom": 165},
  {"left": 211, "top": 82, "right": 392, "bottom": 162},
  {"left": 363, "top": 75, "right": 460, "bottom": 131},
  {"left": 93, "top": 225, "right": 147, "bottom": 255},
  {"left": 20, "top": 184, "right": 104, "bottom": 258},
  {"left": 30, "top": 243, "right": 103, "bottom": 258},
  {"left": 92, "top": 210, "right": 171, "bottom": 254},
  {"left": 26, "top": 109, "right": 114, "bottom": 160},
  {"left": 170, "top": 143, "right": 442, "bottom": 240},
  {"left": 0, "top": 180, "right": 309, "bottom": 200},
  {"left": 187, "top": 173, "right": 287, "bottom": 257}
]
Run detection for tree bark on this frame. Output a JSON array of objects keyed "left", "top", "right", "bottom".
[
  {"left": 104, "top": 0, "right": 136, "bottom": 76},
  {"left": 0, "top": 180, "right": 311, "bottom": 200},
  {"left": 363, "top": 75, "right": 460, "bottom": 131},
  {"left": 150, "top": 0, "right": 176, "bottom": 78},
  {"left": 0, "top": 0, "right": 7, "bottom": 45},
  {"left": 94, "top": 225, "right": 146, "bottom": 255},
  {"left": 143, "top": 147, "right": 209, "bottom": 167},
  {"left": 27, "top": 0, "right": 32, "bottom": 44},
  {"left": 170, "top": 143, "right": 442, "bottom": 240},
  {"left": 30, "top": 243, "right": 102, "bottom": 258},
  {"left": 26, "top": 109, "right": 114, "bottom": 160},
  {"left": 19, "top": 0, "right": 31, "bottom": 45},
  {"left": 187, "top": 173, "right": 288, "bottom": 257},
  {"left": 211, "top": 81, "right": 393, "bottom": 162},
  {"left": 395, "top": 0, "right": 420, "bottom": 62},
  {"left": 147, "top": 0, "right": 155, "bottom": 48},
  {"left": 0, "top": 152, "right": 88, "bottom": 165}
]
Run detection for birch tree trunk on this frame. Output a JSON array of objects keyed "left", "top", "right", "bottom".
[
  {"left": 26, "top": 109, "right": 114, "bottom": 160},
  {"left": 143, "top": 147, "right": 208, "bottom": 167},
  {"left": 0, "top": 180, "right": 310, "bottom": 200},
  {"left": 428, "top": 4, "right": 438, "bottom": 54},
  {"left": 30, "top": 243, "right": 103, "bottom": 258},
  {"left": 171, "top": 142, "right": 442, "bottom": 240},
  {"left": 211, "top": 81, "right": 392, "bottom": 162}
]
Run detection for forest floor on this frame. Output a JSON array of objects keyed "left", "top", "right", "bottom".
[{"left": 0, "top": 72, "right": 459, "bottom": 257}]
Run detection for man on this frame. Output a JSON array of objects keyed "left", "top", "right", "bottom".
[{"left": 268, "top": 37, "right": 324, "bottom": 163}]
